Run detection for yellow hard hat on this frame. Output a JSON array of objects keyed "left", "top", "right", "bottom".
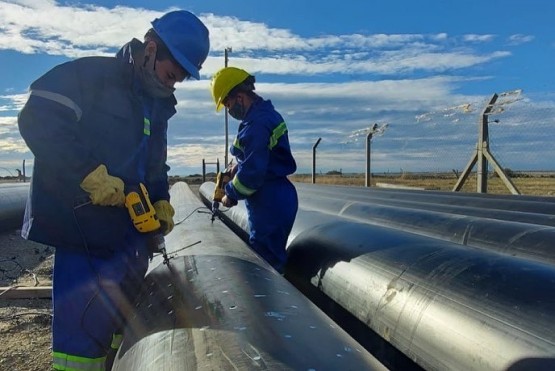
[{"left": 210, "top": 67, "right": 251, "bottom": 112}]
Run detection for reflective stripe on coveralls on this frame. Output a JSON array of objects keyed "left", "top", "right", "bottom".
[
  {"left": 268, "top": 122, "right": 287, "bottom": 150},
  {"left": 111, "top": 333, "right": 123, "bottom": 350},
  {"left": 29, "top": 89, "right": 83, "bottom": 121},
  {"left": 52, "top": 352, "right": 106, "bottom": 370},
  {"left": 231, "top": 121, "right": 289, "bottom": 197},
  {"left": 232, "top": 137, "right": 244, "bottom": 152},
  {"left": 231, "top": 176, "right": 256, "bottom": 196},
  {"left": 143, "top": 117, "right": 151, "bottom": 135}
]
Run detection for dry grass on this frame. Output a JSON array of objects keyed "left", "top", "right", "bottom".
[
  {"left": 289, "top": 173, "right": 555, "bottom": 196},
  {"left": 172, "top": 172, "right": 554, "bottom": 196}
]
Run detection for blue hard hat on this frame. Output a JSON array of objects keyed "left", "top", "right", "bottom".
[{"left": 151, "top": 10, "right": 210, "bottom": 80}]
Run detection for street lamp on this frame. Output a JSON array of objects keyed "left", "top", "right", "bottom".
[{"left": 224, "top": 47, "right": 232, "bottom": 167}]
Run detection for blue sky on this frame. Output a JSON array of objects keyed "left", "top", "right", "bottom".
[{"left": 1, "top": 0, "right": 554, "bottom": 176}]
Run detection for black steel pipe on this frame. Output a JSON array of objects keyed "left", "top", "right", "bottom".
[
  {"left": 0, "top": 183, "right": 29, "bottom": 232},
  {"left": 295, "top": 183, "right": 555, "bottom": 226},
  {"left": 300, "top": 197, "right": 555, "bottom": 265},
  {"left": 112, "top": 182, "right": 387, "bottom": 370},
  {"left": 285, "top": 219, "right": 555, "bottom": 371},
  {"left": 298, "top": 191, "right": 555, "bottom": 227},
  {"left": 199, "top": 181, "right": 555, "bottom": 371},
  {"left": 202, "top": 182, "right": 555, "bottom": 268},
  {"left": 295, "top": 183, "right": 555, "bottom": 206}
]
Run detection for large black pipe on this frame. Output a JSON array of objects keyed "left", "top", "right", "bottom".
[
  {"left": 322, "top": 182, "right": 555, "bottom": 203},
  {"left": 201, "top": 182, "right": 555, "bottom": 271},
  {"left": 0, "top": 183, "right": 29, "bottom": 232},
  {"left": 295, "top": 183, "right": 555, "bottom": 226},
  {"left": 112, "top": 182, "right": 387, "bottom": 370},
  {"left": 199, "top": 182, "right": 555, "bottom": 371},
  {"left": 285, "top": 220, "right": 555, "bottom": 371},
  {"left": 299, "top": 197, "right": 555, "bottom": 265},
  {"left": 294, "top": 183, "right": 555, "bottom": 219}
]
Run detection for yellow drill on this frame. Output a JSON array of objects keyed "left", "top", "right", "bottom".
[
  {"left": 125, "top": 183, "right": 169, "bottom": 264},
  {"left": 211, "top": 167, "right": 233, "bottom": 221}
]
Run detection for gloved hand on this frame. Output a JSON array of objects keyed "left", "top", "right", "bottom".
[
  {"left": 154, "top": 200, "right": 175, "bottom": 235},
  {"left": 228, "top": 163, "right": 238, "bottom": 177},
  {"left": 222, "top": 195, "right": 238, "bottom": 208},
  {"left": 80, "top": 164, "right": 125, "bottom": 206}
]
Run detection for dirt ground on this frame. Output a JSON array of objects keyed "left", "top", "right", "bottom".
[{"left": 0, "top": 228, "right": 53, "bottom": 370}]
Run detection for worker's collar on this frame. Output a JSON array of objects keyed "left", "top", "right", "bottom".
[
  {"left": 118, "top": 39, "right": 177, "bottom": 101},
  {"left": 242, "top": 96, "right": 263, "bottom": 119},
  {"left": 117, "top": 38, "right": 143, "bottom": 66}
]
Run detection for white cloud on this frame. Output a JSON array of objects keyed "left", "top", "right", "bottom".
[
  {"left": 0, "top": 93, "right": 29, "bottom": 111},
  {"left": 160, "top": 78, "right": 555, "bottom": 175},
  {"left": 5, "top": 80, "right": 554, "bottom": 176},
  {"left": 0, "top": 1, "right": 166, "bottom": 57},
  {"left": 464, "top": 34, "right": 496, "bottom": 43},
  {"left": 0, "top": 1, "right": 552, "bottom": 176},
  {"left": 0, "top": 0, "right": 512, "bottom": 78},
  {"left": 0, "top": 115, "right": 29, "bottom": 155},
  {"left": 507, "top": 34, "right": 534, "bottom": 45}
]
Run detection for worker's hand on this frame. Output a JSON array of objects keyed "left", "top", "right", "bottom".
[
  {"left": 228, "top": 163, "right": 238, "bottom": 177},
  {"left": 154, "top": 200, "right": 175, "bottom": 235},
  {"left": 80, "top": 164, "right": 125, "bottom": 206},
  {"left": 222, "top": 195, "right": 238, "bottom": 208}
]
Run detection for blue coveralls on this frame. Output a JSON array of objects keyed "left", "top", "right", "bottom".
[
  {"left": 224, "top": 98, "right": 298, "bottom": 273},
  {"left": 17, "top": 39, "right": 176, "bottom": 370}
]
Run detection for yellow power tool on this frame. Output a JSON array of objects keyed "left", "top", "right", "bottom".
[
  {"left": 211, "top": 167, "right": 233, "bottom": 221},
  {"left": 213, "top": 169, "right": 232, "bottom": 203},
  {"left": 125, "top": 183, "right": 169, "bottom": 264}
]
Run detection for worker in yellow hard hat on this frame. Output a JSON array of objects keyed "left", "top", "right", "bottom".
[{"left": 210, "top": 67, "right": 298, "bottom": 274}]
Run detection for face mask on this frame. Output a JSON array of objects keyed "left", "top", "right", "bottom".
[
  {"left": 228, "top": 101, "right": 245, "bottom": 120},
  {"left": 138, "top": 56, "right": 175, "bottom": 98}
]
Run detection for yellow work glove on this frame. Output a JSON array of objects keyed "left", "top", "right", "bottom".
[
  {"left": 80, "top": 164, "right": 125, "bottom": 206},
  {"left": 154, "top": 200, "right": 175, "bottom": 235}
]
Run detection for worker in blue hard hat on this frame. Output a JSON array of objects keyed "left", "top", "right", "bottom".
[
  {"left": 210, "top": 67, "right": 298, "bottom": 274},
  {"left": 17, "top": 10, "right": 209, "bottom": 370}
]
